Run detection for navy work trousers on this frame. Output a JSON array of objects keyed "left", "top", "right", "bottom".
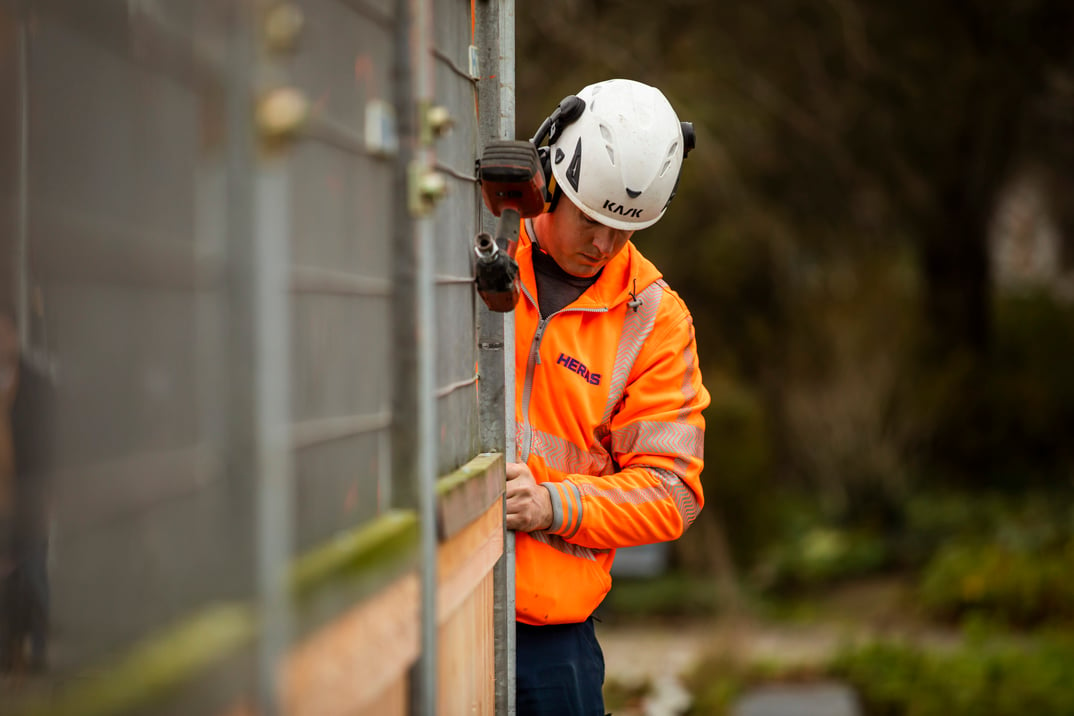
[{"left": 516, "top": 617, "right": 606, "bottom": 716}]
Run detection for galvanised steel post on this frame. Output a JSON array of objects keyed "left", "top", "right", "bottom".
[
  {"left": 223, "top": 2, "right": 262, "bottom": 708},
  {"left": 250, "top": 3, "right": 301, "bottom": 712},
  {"left": 475, "top": 0, "right": 517, "bottom": 713},
  {"left": 413, "top": 0, "right": 439, "bottom": 711}
]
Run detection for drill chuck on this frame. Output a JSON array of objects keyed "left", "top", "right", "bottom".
[{"left": 474, "top": 231, "right": 521, "bottom": 313}]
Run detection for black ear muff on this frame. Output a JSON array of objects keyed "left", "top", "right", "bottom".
[
  {"left": 530, "top": 95, "right": 586, "bottom": 213},
  {"left": 536, "top": 145, "right": 562, "bottom": 212},
  {"left": 529, "top": 95, "right": 586, "bottom": 147},
  {"left": 681, "top": 122, "right": 695, "bottom": 158},
  {"left": 664, "top": 121, "right": 696, "bottom": 211},
  {"left": 537, "top": 145, "right": 553, "bottom": 197},
  {"left": 548, "top": 96, "right": 585, "bottom": 144}
]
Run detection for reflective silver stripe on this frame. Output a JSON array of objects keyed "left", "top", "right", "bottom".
[
  {"left": 560, "top": 481, "right": 584, "bottom": 537},
  {"left": 577, "top": 481, "right": 671, "bottom": 508},
  {"left": 677, "top": 324, "right": 701, "bottom": 421},
  {"left": 531, "top": 428, "right": 613, "bottom": 476},
  {"left": 600, "top": 281, "right": 664, "bottom": 424},
  {"left": 545, "top": 483, "right": 564, "bottom": 532},
  {"left": 611, "top": 421, "right": 704, "bottom": 460},
  {"left": 544, "top": 480, "right": 583, "bottom": 535},
  {"left": 553, "top": 465, "right": 700, "bottom": 533},
  {"left": 643, "top": 465, "right": 701, "bottom": 529},
  {"left": 529, "top": 530, "right": 605, "bottom": 561}
]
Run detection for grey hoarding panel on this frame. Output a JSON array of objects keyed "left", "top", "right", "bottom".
[{"left": 16, "top": 3, "right": 251, "bottom": 679}]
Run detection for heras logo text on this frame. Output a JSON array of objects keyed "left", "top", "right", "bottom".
[{"left": 556, "top": 353, "right": 601, "bottom": 386}]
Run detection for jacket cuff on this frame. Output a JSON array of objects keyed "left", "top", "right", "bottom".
[{"left": 542, "top": 481, "right": 583, "bottom": 538}]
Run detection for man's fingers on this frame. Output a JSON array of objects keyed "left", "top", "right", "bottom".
[
  {"left": 505, "top": 482, "right": 529, "bottom": 500},
  {"left": 506, "top": 462, "right": 532, "bottom": 482},
  {"left": 504, "top": 463, "right": 551, "bottom": 532},
  {"left": 505, "top": 511, "right": 533, "bottom": 532}
]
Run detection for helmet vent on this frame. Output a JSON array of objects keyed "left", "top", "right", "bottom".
[
  {"left": 599, "top": 124, "right": 615, "bottom": 165},
  {"left": 658, "top": 141, "right": 680, "bottom": 177}
]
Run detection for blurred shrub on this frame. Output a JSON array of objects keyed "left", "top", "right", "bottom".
[
  {"left": 897, "top": 491, "right": 1011, "bottom": 566},
  {"left": 917, "top": 539, "right": 1074, "bottom": 627},
  {"left": 898, "top": 489, "right": 1067, "bottom": 565},
  {"left": 750, "top": 502, "right": 891, "bottom": 594},
  {"left": 758, "top": 526, "right": 888, "bottom": 591},
  {"left": 684, "top": 662, "right": 744, "bottom": 716},
  {"left": 831, "top": 635, "right": 1074, "bottom": 716},
  {"left": 898, "top": 489, "right": 1074, "bottom": 626}
]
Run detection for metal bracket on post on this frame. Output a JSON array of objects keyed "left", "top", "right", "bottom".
[
  {"left": 468, "top": 45, "right": 480, "bottom": 81},
  {"left": 408, "top": 103, "right": 453, "bottom": 216},
  {"left": 408, "top": 162, "right": 448, "bottom": 217},
  {"left": 255, "top": 86, "right": 309, "bottom": 149}
]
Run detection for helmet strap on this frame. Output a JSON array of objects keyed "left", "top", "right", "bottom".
[{"left": 547, "top": 183, "right": 563, "bottom": 213}]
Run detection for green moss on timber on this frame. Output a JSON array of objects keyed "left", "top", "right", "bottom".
[
  {"left": 9, "top": 512, "right": 420, "bottom": 716},
  {"left": 290, "top": 509, "right": 418, "bottom": 599},
  {"left": 436, "top": 452, "right": 504, "bottom": 498},
  {"left": 14, "top": 605, "right": 255, "bottom": 716}
]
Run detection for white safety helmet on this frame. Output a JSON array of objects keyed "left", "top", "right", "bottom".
[{"left": 546, "top": 79, "right": 688, "bottom": 231}]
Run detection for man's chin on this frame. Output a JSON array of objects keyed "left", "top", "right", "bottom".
[
  {"left": 567, "top": 266, "right": 600, "bottom": 278},
  {"left": 567, "top": 259, "right": 604, "bottom": 277}
]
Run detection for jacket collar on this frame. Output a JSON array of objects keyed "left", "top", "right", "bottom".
[{"left": 520, "top": 218, "right": 662, "bottom": 311}]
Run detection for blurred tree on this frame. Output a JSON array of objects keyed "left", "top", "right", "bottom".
[{"left": 519, "top": 0, "right": 1073, "bottom": 353}]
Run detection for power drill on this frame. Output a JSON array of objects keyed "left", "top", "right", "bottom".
[{"left": 474, "top": 140, "right": 546, "bottom": 312}]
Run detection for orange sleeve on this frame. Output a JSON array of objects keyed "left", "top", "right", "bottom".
[{"left": 544, "top": 296, "right": 709, "bottom": 549}]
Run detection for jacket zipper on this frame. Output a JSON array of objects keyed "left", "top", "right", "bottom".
[{"left": 518, "top": 282, "right": 608, "bottom": 463}]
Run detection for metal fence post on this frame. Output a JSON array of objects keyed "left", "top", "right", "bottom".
[
  {"left": 222, "top": 0, "right": 265, "bottom": 707},
  {"left": 250, "top": 4, "right": 296, "bottom": 712},
  {"left": 476, "top": 0, "right": 517, "bottom": 713},
  {"left": 412, "top": 0, "right": 439, "bottom": 711}
]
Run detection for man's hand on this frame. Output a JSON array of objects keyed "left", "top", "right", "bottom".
[{"left": 505, "top": 462, "right": 553, "bottom": 533}]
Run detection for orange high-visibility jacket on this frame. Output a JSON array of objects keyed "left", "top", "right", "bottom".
[{"left": 514, "top": 219, "right": 710, "bottom": 625}]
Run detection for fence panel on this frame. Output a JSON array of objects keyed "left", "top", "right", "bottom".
[
  {"left": 0, "top": 1, "right": 512, "bottom": 713},
  {"left": 286, "top": 0, "right": 398, "bottom": 557},
  {"left": 9, "top": 3, "right": 252, "bottom": 685}
]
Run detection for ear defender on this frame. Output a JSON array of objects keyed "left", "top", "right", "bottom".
[
  {"left": 663, "top": 121, "right": 696, "bottom": 212},
  {"left": 537, "top": 145, "right": 558, "bottom": 212},
  {"left": 530, "top": 95, "right": 586, "bottom": 213},
  {"left": 681, "top": 122, "right": 695, "bottom": 158}
]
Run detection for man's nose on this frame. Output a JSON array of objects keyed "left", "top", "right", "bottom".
[{"left": 592, "top": 229, "right": 618, "bottom": 257}]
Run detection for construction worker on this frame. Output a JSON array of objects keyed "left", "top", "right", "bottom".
[{"left": 505, "top": 79, "right": 710, "bottom": 715}]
